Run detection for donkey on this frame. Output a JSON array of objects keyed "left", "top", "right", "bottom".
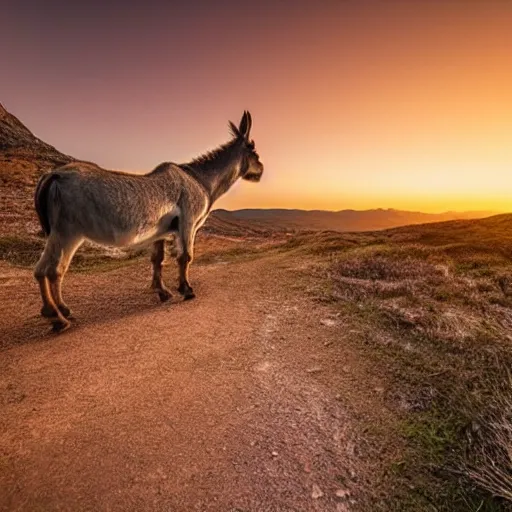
[{"left": 34, "top": 111, "right": 263, "bottom": 332}]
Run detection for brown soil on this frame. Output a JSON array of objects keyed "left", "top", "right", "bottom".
[{"left": 0, "top": 253, "right": 396, "bottom": 512}]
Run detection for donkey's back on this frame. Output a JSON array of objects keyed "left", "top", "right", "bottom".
[{"left": 35, "top": 161, "right": 201, "bottom": 247}]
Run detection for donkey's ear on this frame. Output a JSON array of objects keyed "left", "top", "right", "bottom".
[
  {"left": 229, "top": 121, "right": 240, "bottom": 138},
  {"left": 238, "top": 110, "right": 252, "bottom": 140}
]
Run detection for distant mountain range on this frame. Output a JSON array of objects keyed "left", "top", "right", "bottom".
[
  {"left": 0, "top": 102, "right": 500, "bottom": 236},
  {"left": 210, "top": 208, "right": 496, "bottom": 233}
]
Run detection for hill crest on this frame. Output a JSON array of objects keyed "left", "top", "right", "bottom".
[{"left": 211, "top": 207, "right": 497, "bottom": 233}]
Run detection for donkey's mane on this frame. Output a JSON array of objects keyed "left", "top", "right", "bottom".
[{"left": 183, "top": 137, "right": 239, "bottom": 173}]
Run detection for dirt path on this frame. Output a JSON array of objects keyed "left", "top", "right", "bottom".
[{"left": 0, "top": 253, "right": 394, "bottom": 511}]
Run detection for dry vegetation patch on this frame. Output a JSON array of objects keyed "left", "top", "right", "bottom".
[{"left": 465, "top": 375, "right": 512, "bottom": 504}]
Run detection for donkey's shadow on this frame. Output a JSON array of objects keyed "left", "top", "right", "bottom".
[{"left": 1, "top": 283, "right": 201, "bottom": 351}]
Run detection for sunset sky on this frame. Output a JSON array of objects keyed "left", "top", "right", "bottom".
[{"left": 2, "top": 0, "right": 512, "bottom": 212}]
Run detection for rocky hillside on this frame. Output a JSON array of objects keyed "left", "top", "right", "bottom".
[
  {"left": 0, "top": 103, "right": 72, "bottom": 235},
  {"left": 0, "top": 104, "right": 70, "bottom": 163}
]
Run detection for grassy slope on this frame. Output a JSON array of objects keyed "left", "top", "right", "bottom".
[{"left": 283, "top": 215, "right": 512, "bottom": 510}]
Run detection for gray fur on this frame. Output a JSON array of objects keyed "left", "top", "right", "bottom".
[{"left": 33, "top": 111, "right": 264, "bottom": 331}]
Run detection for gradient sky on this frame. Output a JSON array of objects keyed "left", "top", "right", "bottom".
[{"left": 2, "top": 0, "right": 512, "bottom": 212}]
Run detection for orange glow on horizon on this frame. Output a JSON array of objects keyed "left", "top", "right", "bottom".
[{"left": 3, "top": 1, "right": 512, "bottom": 213}]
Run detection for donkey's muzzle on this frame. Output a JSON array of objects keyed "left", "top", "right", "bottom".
[{"left": 243, "top": 163, "right": 264, "bottom": 182}]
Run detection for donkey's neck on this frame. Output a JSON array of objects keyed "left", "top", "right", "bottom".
[{"left": 182, "top": 140, "right": 243, "bottom": 205}]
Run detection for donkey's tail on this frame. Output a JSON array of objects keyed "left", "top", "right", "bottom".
[{"left": 34, "top": 172, "right": 61, "bottom": 236}]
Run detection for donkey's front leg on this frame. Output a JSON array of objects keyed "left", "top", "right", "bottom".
[
  {"left": 151, "top": 240, "right": 172, "bottom": 302},
  {"left": 177, "top": 227, "right": 196, "bottom": 300}
]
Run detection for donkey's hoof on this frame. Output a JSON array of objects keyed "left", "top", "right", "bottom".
[
  {"left": 51, "top": 319, "right": 71, "bottom": 334},
  {"left": 58, "top": 304, "right": 72, "bottom": 318},
  {"left": 41, "top": 305, "right": 58, "bottom": 318},
  {"left": 158, "top": 290, "right": 172, "bottom": 302},
  {"left": 178, "top": 284, "right": 195, "bottom": 300}
]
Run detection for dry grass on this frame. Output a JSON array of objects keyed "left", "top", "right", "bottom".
[
  {"left": 464, "top": 374, "right": 512, "bottom": 503},
  {"left": 328, "top": 247, "right": 512, "bottom": 348}
]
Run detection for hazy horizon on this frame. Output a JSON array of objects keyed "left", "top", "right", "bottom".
[
  {"left": 3, "top": 0, "right": 511, "bottom": 213},
  {"left": 214, "top": 206, "right": 500, "bottom": 215}
]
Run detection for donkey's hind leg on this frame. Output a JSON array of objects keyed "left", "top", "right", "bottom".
[
  {"left": 34, "top": 235, "right": 71, "bottom": 333},
  {"left": 151, "top": 240, "right": 172, "bottom": 302},
  {"left": 49, "top": 237, "right": 83, "bottom": 318}
]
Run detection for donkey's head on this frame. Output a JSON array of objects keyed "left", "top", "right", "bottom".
[{"left": 229, "top": 111, "right": 264, "bottom": 182}]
